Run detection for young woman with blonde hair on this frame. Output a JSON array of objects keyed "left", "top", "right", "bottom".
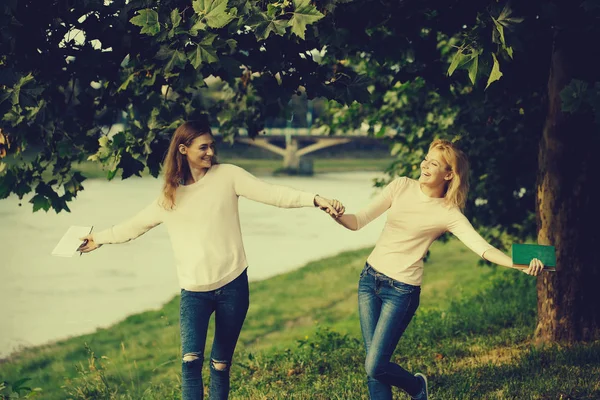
[
  {"left": 78, "top": 119, "right": 343, "bottom": 399},
  {"left": 327, "top": 139, "right": 544, "bottom": 400}
]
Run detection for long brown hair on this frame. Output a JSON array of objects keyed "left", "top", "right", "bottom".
[
  {"left": 429, "top": 139, "right": 470, "bottom": 210},
  {"left": 161, "top": 120, "right": 217, "bottom": 209}
]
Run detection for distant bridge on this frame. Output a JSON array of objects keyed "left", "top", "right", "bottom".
[{"left": 213, "top": 127, "right": 385, "bottom": 173}]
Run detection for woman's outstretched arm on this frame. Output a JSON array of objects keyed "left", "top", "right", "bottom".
[
  {"left": 482, "top": 248, "right": 544, "bottom": 275},
  {"left": 327, "top": 178, "right": 400, "bottom": 231},
  {"left": 448, "top": 213, "right": 544, "bottom": 276},
  {"left": 332, "top": 213, "right": 359, "bottom": 231},
  {"left": 232, "top": 164, "right": 340, "bottom": 215},
  {"left": 79, "top": 199, "right": 164, "bottom": 253}
]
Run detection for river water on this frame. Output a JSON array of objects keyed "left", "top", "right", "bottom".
[{"left": 0, "top": 171, "right": 387, "bottom": 358}]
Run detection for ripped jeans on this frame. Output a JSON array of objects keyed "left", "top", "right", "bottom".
[
  {"left": 180, "top": 269, "right": 249, "bottom": 400},
  {"left": 358, "top": 263, "right": 422, "bottom": 400}
]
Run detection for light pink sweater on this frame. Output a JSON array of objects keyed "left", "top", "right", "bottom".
[
  {"left": 356, "top": 177, "right": 493, "bottom": 286},
  {"left": 94, "top": 164, "right": 316, "bottom": 291}
]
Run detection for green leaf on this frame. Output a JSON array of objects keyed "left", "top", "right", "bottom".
[
  {"left": 486, "top": 53, "right": 503, "bottom": 89},
  {"left": 192, "top": 0, "right": 235, "bottom": 29},
  {"left": 188, "top": 34, "right": 219, "bottom": 68},
  {"left": 448, "top": 49, "right": 465, "bottom": 76},
  {"left": 142, "top": 71, "right": 157, "bottom": 87},
  {"left": 24, "top": 98, "right": 45, "bottom": 120},
  {"left": 189, "top": 19, "right": 207, "bottom": 36},
  {"left": 225, "top": 39, "right": 237, "bottom": 52},
  {"left": 289, "top": 0, "right": 324, "bottom": 39},
  {"left": 15, "top": 180, "right": 31, "bottom": 197},
  {"left": 250, "top": 12, "right": 288, "bottom": 41},
  {"left": 171, "top": 9, "right": 182, "bottom": 27},
  {"left": 30, "top": 194, "right": 51, "bottom": 212},
  {"left": 118, "top": 151, "right": 145, "bottom": 179},
  {"left": 0, "top": 90, "right": 12, "bottom": 105},
  {"left": 560, "top": 79, "right": 589, "bottom": 113},
  {"left": 155, "top": 46, "right": 173, "bottom": 60},
  {"left": 0, "top": 169, "right": 16, "bottom": 199},
  {"left": 160, "top": 49, "right": 188, "bottom": 72},
  {"left": 98, "top": 135, "right": 110, "bottom": 148},
  {"left": 168, "top": 9, "right": 185, "bottom": 38},
  {"left": 266, "top": 3, "right": 282, "bottom": 18},
  {"left": 467, "top": 54, "right": 479, "bottom": 85},
  {"left": 491, "top": 17, "right": 505, "bottom": 46},
  {"left": 496, "top": 3, "right": 524, "bottom": 27},
  {"left": 111, "top": 132, "right": 126, "bottom": 148},
  {"left": 117, "top": 73, "right": 135, "bottom": 92},
  {"left": 3, "top": 107, "right": 25, "bottom": 126},
  {"left": 8, "top": 73, "right": 43, "bottom": 108},
  {"left": 64, "top": 175, "right": 84, "bottom": 195},
  {"left": 130, "top": 9, "right": 161, "bottom": 36},
  {"left": 218, "top": 56, "right": 243, "bottom": 83},
  {"left": 107, "top": 168, "right": 118, "bottom": 180},
  {"left": 57, "top": 140, "right": 73, "bottom": 158}
]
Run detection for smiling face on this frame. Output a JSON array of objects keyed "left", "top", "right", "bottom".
[
  {"left": 418, "top": 148, "right": 454, "bottom": 188},
  {"left": 179, "top": 133, "right": 216, "bottom": 170}
]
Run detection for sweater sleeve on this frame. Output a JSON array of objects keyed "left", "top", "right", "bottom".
[
  {"left": 94, "top": 199, "right": 164, "bottom": 245},
  {"left": 355, "top": 178, "right": 400, "bottom": 230},
  {"left": 447, "top": 210, "right": 494, "bottom": 257},
  {"left": 231, "top": 165, "right": 316, "bottom": 208}
]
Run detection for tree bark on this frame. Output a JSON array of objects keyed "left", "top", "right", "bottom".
[{"left": 535, "top": 11, "right": 600, "bottom": 342}]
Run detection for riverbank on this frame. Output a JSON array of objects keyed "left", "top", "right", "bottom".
[
  {"left": 0, "top": 171, "right": 388, "bottom": 359},
  {"left": 1, "top": 239, "right": 598, "bottom": 399}
]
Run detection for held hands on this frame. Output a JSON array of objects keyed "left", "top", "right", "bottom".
[
  {"left": 328, "top": 199, "right": 345, "bottom": 218},
  {"left": 522, "top": 258, "right": 544, "bottom": 276},
  {"left": 314, "top": 196, "right": 345, "bottom": 218},
  {"left": 78, "top": 234, "right": 101, "bottom": 253}
]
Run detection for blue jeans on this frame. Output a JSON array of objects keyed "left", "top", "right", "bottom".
[
  {"left": 358, "top": 263, "right": 422, "bottom": 400},
  {"left": 180, "top": 269, "right": 249, "bottom": 400}
]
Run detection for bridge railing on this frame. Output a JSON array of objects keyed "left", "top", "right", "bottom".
[{"left": 211, "top": 125, "right": 397, "bottom": 137}]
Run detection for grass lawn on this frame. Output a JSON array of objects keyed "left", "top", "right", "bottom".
[{"left": 1, "top": 239, "right": 598, "bottom": 399}]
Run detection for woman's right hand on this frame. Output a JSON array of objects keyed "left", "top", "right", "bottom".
[
  {"left": 329, "top": 199, "right": 345, "bottom": 217},
  {"left": 78, "top": 234, "right": 101, "bottom": 253},
  {"left": 316, "top": 197, "right": 345, "bottom": 218}
]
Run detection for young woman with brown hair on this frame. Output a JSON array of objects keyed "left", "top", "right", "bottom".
[{"left": 78, "top": 119, "right": 343, "bottom": 399}]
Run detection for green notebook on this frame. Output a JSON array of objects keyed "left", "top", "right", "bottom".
[{"left": 511, "top": 244, "right": 556, "bottom": 271}]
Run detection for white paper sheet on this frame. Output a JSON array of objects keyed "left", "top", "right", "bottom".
[{"left": 51, "top": 226, "right": 93, "bottom": 257}]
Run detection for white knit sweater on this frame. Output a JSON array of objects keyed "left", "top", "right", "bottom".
[{"left": 94, "top": 164, "right": 316, "bottom": 291}]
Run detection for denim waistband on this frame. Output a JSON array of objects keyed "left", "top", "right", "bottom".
[{"left": 363, "top": 263, "right": 421, "bottom": 290}]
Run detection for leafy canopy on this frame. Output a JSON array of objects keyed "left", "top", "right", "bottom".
[{"left": 1, "top": 0, "right": 599, "bottom": 252}]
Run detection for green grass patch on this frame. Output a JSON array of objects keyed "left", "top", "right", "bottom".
[{"left": 1, "top": 239, "right": 598, "bottom": 399}]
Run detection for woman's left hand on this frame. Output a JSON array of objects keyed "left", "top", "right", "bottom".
[{"left": 523, "top": 258, "right": 544, "bottom": 276}]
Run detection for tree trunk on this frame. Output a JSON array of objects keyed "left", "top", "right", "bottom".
[{"left": 535, "top": 11, "right": 600, "bottom": 342}]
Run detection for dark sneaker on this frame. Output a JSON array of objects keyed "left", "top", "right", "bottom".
[{"left": 413, "top": 373, "right": 428, "bottom": 400}]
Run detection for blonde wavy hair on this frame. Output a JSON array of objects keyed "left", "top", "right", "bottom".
[
  {"left": 160, "top": 120, "right": 217, "bottom": 210},
  {"left": 428, "top": 139, "right": 470, "bottom": 210}
]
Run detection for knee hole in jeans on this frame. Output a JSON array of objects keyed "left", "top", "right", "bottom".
[
  {"left": 211, "top": 359, "right": 230, "bottom": 372},
  {"left": 183, "top": 352, "right": 203, "bottom": 363}
]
